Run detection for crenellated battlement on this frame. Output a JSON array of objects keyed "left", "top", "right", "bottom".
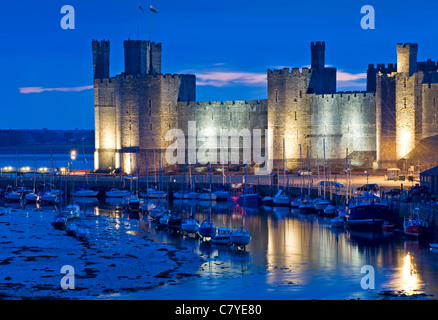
[
  {"left": 367, "top": 63, "right": 397, "bottom": 72},
  {"left": 312, "top": 91, "right": 376, "bottom": 100},
  {"left": 267, "top": 67, "right": 312, "bottom": 77},
  {"left": 180, "top": 99, "right": 266, "bottom": 109},
  {"left": 92, "top": 39, "right": 110, "bottom": 48}
]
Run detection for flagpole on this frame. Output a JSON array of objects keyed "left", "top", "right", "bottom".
[
  {"left": 149, "top": 4, "right": 151, "bottom": 41},
  {"left": 137, "top": 8, "right": 140, "bottom": 40}
]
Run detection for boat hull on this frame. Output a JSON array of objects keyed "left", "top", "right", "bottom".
[
  {"left": 347, "top": 203, "right": 388, "bottom": 230},
  {"left": 299, "top": 205, "right": 313, "bottom": 214},
  {"left": 404, "top": 225, "right": 428, "bottom": 237}
]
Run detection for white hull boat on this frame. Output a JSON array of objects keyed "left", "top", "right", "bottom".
[
  {"left": 25, "top": 192, "right": 39, "bottom": 203},
  {"left": 40, "top": 192, "right": 57, "bottom": 204},
  {"left": 213, "top": 190, "right": 229, "bottom": 201},
  {"left": 73, "top": 189, "right": 99, "bottom": 197},
  {"left": 105, "top": 188, "right": 130, "bottom": 198},
  {"left": 5, "top": 191, "right": 22, "bottom": 202},
  {"left": 199, "top": 193, "right": 217, "bottom": 201},
  {"left": 181, "top": 218, "right": 200, "bottom": 233},
  {"left": 230, "top": 227, "right": 251, "bottom": 249}
]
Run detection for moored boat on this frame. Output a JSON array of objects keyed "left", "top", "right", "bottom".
[
  {"left": 199, "top": 217, "right": 216, "bottom": 239},
  {"left": 181, "top": 217, "right": 200, "bottom": 234},
  {"left": 331, "top": 217, "right": 345, "bottom": 228},
  {"left": 230, "top": 227, "right": 251, "bottom": 250},
  {"left": 346, "top": 192, "right": 388, "bottom": 230},
  {"left": 105, "top": 188, "right": 130, "bottom": 198},
  {"left": 212, "top": 226, "right": 232, "bottom": 245},
  {"left": 403, "top": 207, "right": 428, "bottom": 237}
]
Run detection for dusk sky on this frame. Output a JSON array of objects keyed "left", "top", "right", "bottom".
[{"left": 2, "top": 0, "right": 438, "bottom": 129}]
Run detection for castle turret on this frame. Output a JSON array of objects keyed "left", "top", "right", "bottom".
[
  {"left": 92, "top": 40, "right": 110, "bottom": 79},
  {"left": 124, "top": 40, "right": 162, "bottom": 77},
  {"left": 311, "top": 41, "right": 325, "bottom": 69},
  {"left": 397, "top": 43, "right": 418, "bottom": 76}
]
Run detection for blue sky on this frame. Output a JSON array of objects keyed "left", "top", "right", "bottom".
[{"left": 2, "top": 0, "right": 438, "bottom": 129}]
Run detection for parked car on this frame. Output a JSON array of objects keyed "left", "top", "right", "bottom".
[
  {"left": 386, "top": 188, "right": 401, "bottom": 196},
  {"left": 296, "top": 170, "right": 312, "bottom": 176},
  {"left": 357, "top": 184, "right": 379, "bottom": 192},
  {"left": 319, "top": 181, "right": 344, "bottom": 188}
]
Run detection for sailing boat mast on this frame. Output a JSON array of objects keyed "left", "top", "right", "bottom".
[
  {"left": 306, "top": 145, "right": 310, "bottom": 197},
  {"left": 299, "top": 144, "right": 303, "bottom": 197},
  {"left": 283, "top": 138, "right": 286, "bottom": 191},
  {"left": 323, "top": 139, "right": 326, "bottom": 200}
]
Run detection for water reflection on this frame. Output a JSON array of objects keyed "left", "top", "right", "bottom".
[{"left": 16, "top": 196, "right": 438, "bottom": 298}]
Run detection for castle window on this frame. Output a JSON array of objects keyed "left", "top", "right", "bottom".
[
  {"left": 404, "top": 78, "right": 407, "bottom": 88},
  {"left": 150, "top": 123, "right": 152, "bottom": 131},
  {"left": 275, "top": 89, "right": 278, "bottom": 102},
  {"left": 404, "top": 98, "right": 407, "bottom": 109},
  {"left": 299, "top": 90, "right": 302, "bottom": 98},
  {"left": 294, "top": 111, "right": 297, "bottom": 121},
  {"left": 148, "top": 99, "right": 152, "bottom": 108},
  {"left": 148, "top": 109, "right": 151, "bottom": 116}
]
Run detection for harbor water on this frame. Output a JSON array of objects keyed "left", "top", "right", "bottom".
[{"left": 71, "top": 198, "right": 438, "bottom": 299}]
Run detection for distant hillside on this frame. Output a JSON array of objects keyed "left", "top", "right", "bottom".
[{"left": 0, "top": 129, "right": 94, "bottom": 154}]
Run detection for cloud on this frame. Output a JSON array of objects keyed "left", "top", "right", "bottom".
[
  {"left": 195, "top": 71, "right": 267, "bottom": 87},
  {"left": 19, "top": 85, "right": 93, "bottom": 94},
  {"left": 336, "top": 70, "right": 367, "bottom": 88}
]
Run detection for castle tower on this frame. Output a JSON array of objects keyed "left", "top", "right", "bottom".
[
  {"left": 124, "top": 40, "right": 162, "bottom": 76},
  {"left": 311, "top": 41, "right": 325, "bottom": 69},
  {"left": 93, "top": 40, "right": 119, "bottom": 172},
  {"left": 397, "top": 43, "right": 418, "bottom": 76},
  {"left": 395, "top": 43, "right": 422, "bottom": 161},
  {"left": 92, "top": 40, "right": 110, "bottom": 79}
]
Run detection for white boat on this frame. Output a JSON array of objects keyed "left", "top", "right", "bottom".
[
  {"left": 4, "top": 191, "right": 22, "bottom": 202},
  {"left": 127, "top": 195, "right": 142, "bottom": 211},
  {"left": 199, "top": 192, "right": 217, "bottom": 201},
  {"left": 72, "top": 187, "right": 99, "bottom": 197},
  {"left": 261, "top": 195, "right": 274, "bottom": 206},
  {"left": 331, "top": 217, "right": 345, "bottom": 228},
  {"left": 314, "top": 198, "right": 330, "bottom": 211},
  {"left": 213, "top": 190, "right": 229, "bottom": 201},
  {"left": 273, "top": 189, "right": 290, "bottom": 206},
  {"left": 40, "top": 191, "right": 57, "bottom": 204},
  {"left": 173, "top": 190, "right": 190, "bottom": 199},
  {"left": 211, "top": 227, "right": 232, "bottom": 245},
  {"left": 230, "top": 227, "right": 251, "bottom": 249},
  {"left": 105, "top": 188, "right": 130, "bottom": 198},
  {"left": 324, "top": 204, "right": 336, "bottom": 216},
  {"left": 25, "top": 192, "right": 39, "bottom": 203},
  {"left": 181, "top": 218, "right": 200, "bottom": 234},
  {"left": 149, "top": 207, "right": 167, "bottom": 222}
]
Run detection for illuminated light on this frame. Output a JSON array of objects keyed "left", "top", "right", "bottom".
[
  {"left": 400, "top": 252, "right": 422, "bottom": 295},
  {"left": 71, "top": 150, "right": 77, "bottom": 161}
]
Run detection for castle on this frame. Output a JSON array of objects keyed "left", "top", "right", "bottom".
[{"left": 93, "top": 39, "right": 438, "bottom": 174}]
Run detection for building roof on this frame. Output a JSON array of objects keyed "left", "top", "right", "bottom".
[{"left": 420, "top": 166, "right": 438, "bottom": 176}]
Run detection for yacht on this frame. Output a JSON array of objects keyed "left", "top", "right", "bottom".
[
  {"left": 105, "top": 188, "right": 130, "bottom": 198},
  {"left": 230, "top": 227, "right": 251, "bottom": 250},
  {"left": 273, "top": 189, "right": 290, "bottom": 207},
  {"left": 181, "top": 217, "right": 200, "bottom": 234},
  {"left": 72, "top": 187, "right": 99, "bottom": 197},
  {"left": 199, "top": 217, "right": 216, "bottom": 239}
]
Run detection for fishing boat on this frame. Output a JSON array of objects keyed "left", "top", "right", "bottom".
[
  {"left": 403, "top": 207, "right": 428, "bottom": 237},
  {"left": 346, "top": 192, "right": 388, "bottom": 229},
  {"left": 212, "top": 227, "right": 232, "bottom": 245},
  {"left": 181, "top": 217, "right": 200, "bottom": 234},
  {"left": 236, "top": 186, "right": 259, "bottom": 206},
  {"left": 105, "top": 188, "right": 130, "bottom": 198}
]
